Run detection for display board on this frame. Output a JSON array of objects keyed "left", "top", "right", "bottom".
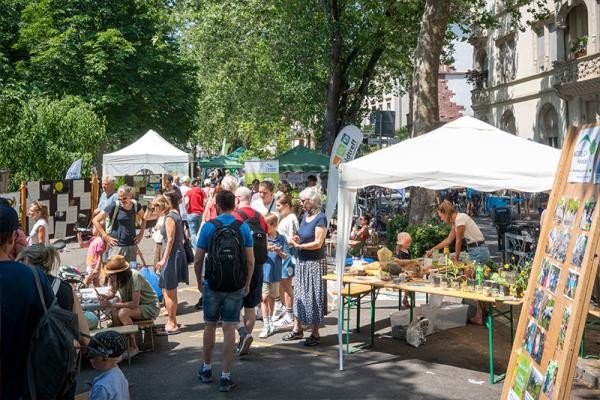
[
  {"left": 502, "top": 124, "right": 600, "bottom": 400},
  {"left": 115, "top": 174, "right": 162, "bottom": 200},
  {"left": 244, "top": 160, "right": 279, "bottom": 185},
  {"left": 24, "top": 179, "right": 94, "bottom": 240}
]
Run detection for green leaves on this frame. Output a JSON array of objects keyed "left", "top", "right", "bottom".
[
  {"left": 13, "top": 0, "right": 197, "bottom": 148},
  {"left": 0, "top": 92, "right": 106, "bottom": 190}
]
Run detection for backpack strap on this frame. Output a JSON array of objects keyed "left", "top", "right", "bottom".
[
  {"left": 52, "top": 276, "right": 61, "bottom": 295},
  {"left": 210, "top": 218, "right": 223, "bottom": 230},
  {"left": 105, "top": 200, "right": 120, "bottom": 234},
  {"left": 236, "top": 208, "right": 248, "bottom": 221},
  {"left": 267, "top": 198, "right": 275, "bottom": 213}
]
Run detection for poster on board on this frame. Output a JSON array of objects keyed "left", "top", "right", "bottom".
[
  {"left": 245, "top": 160, "right": 279, "bottom": 186},
  {"left": 502, "top": 122, "right": 600, "bottom": 400}
]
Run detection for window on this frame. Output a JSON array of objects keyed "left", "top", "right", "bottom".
[
  {"left": 564, "top": 3, "right": 588, "bottom": 59},
  {"left": 500, "top": 110, "right": 516, "bottom": 134},
  {"left": 538, "top": 104, "right": 560, "bottom": 148},
  {"left": 535, "top": 28, "right": 545, "bottom": 71},
  {"left": 496, "top": 38, "right": 516, "bottom": 83}
]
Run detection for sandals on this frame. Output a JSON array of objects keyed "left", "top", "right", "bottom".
[
  {"left": 303, "top": 335, "right": 321, "bottom": 347},
  {"left": 282, "top": 330, "right": 304, "bottom": 341},
  {"left": 155, "top": 325, "right": 182, "bottom": 336}
]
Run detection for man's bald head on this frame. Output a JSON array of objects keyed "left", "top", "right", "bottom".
[{"left": 235, "top": 186, "right": 252, "bottom": 206}]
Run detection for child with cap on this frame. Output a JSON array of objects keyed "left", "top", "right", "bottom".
[{"left": 88, "top": 330, "right": 130, "bottom": 400}]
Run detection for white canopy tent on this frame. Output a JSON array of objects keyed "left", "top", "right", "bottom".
[
  {"left": 333, "top": 116, "right": 561, "bottom": 370},
  {"left": 102, "top": 129, "right": 191, "bottom": 176}
]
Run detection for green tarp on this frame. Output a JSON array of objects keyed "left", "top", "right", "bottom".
[
  {"left": 276, "top": 145, "right": 329, "bottom": 172},
  {"left": 197, "top": 155, "right": 243, "bottom": 169}
]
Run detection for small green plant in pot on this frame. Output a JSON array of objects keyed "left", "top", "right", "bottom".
[{"left": 571, "top": 35, "right": 588, "bottom": 57}]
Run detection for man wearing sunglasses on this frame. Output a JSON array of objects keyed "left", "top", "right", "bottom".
[{"left": 93, "top": 185, "right": 146, "bottom": 262}]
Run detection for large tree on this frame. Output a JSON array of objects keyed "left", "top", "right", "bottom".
[
  {"left": 14, "top": 0, "right": 197, "bottom": 148},
  {"left": 0, "top": 92, "right": 106, "bottom": 190},
  {"left": 183, "top": 0, "right": 423, "bottom": 155}
]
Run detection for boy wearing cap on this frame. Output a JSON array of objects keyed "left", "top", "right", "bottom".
[{"left": 88, "top": 330, "right": 130, "bottom": 400}]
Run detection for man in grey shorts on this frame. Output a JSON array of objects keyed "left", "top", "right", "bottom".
[{"left": 93, "top": 185, "right": 146, "bottom": 262}]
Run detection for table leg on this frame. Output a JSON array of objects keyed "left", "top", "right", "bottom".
[
  {"left": 370, "top": 289, "right": 376, "bottom": 346},
  {"left": 409, "top": 292, "right": 415, "bottom": 322},
  {"left": 487, "top": 302, "right": 494, "bottom": 384},
  {"left": 510, "top": 305, "right": 514, "bottom": 344}
]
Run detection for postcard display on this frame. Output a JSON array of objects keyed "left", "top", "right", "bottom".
[{"left": 502, "top": 124, "right": 600, "bottom": 400}]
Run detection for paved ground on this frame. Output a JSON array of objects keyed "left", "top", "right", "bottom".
[{"left": 61, "top": 214, "right": 600, "bottom": 399}]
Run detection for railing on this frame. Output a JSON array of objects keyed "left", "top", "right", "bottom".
[
  {"left": 552, "top": 52, "right": 600, "bottom": 87},
  {"left": 471, "top": 88, "right": 490, "bottom": 106}
]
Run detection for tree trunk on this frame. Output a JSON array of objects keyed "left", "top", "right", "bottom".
[
  {"left": 323, "top": 1, "right": 344, "bottom": 154},
  {"left": 408, "top": 0, "right": 452, "bottom": 226}
]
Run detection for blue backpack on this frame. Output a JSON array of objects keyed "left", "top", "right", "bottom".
[{"left": 139, "top": 266, "right": 164, "bottom": 302}]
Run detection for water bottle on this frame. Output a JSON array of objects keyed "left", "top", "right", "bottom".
[{"left": 432, "top": 249, "right": 439, "bottom": 267}]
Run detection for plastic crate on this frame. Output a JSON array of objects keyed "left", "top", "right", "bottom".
[{"left": 420, "top": 302, "right": 468, "bottom": 332}]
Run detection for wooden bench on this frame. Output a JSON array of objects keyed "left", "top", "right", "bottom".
[
  {"left": 334, "top": 284, "right": 373, "bottom": 333},
  {"left": 135, "top": 319, "right": 156, "bottom": 352}
]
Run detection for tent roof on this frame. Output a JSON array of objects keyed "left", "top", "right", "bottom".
[
  {"left": 276, "top": 145, "right": 329, "bottom": 172},
  {"left": 340, "top": 116, "right": 561, "bottom": 192},
  {"left": 105, "top": 130, "right": 189, "bottom": 158},
  {"left": 102, "top": 130, "right": 190, "bottom": 176},
  {"left": 198, "top": 155, "right": 243, "bottom": 169}
]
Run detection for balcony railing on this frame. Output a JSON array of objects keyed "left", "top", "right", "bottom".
[
  {"left": 471, "top": 88, "right": 490, "bottom": 107},
  {"left": 553, "top": 53, "right": 600, "bottom": 89}
]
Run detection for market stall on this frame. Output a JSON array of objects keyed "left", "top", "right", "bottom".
[
  {"left": 276, "top": 145, "right": 329, "bottom": 186},
  {"left": 102, "top": 130, "right": 191, "bottom": 176},
  {"left": 197, "top": 155, "right": 244, "bottom": 169},
  {"left": 333, "top": 116, "right": 561, "bottom": 370}
]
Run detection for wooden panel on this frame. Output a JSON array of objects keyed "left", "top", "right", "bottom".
[{"left": 501, "top": 123, "right": 600, "bottom": 400}]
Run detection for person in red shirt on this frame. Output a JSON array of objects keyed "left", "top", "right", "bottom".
[
  {"left": 185, "top": 179, "right": 207, "bottom": 248},
  {"left": 232, "top": 186, "right": 268, "bottom": 357}
]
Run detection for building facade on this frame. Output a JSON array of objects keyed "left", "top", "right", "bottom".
[
  {"left": 471, "top": 0, "right": 600, "bottom": 148},
  {"left": 364, "top": 38, "right": 474, "bottom": 133}
]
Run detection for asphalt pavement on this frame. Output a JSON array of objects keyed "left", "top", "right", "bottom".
[{"left": 63, "top": 214, "right": 600, "bottom": 399}]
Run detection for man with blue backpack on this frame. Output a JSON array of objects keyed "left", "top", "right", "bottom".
[{"left": 194, "top": 191, "right": 255, "bottom": 392}]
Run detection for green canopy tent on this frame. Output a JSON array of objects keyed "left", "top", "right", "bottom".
[
  {"left": 276, "top": 145, "right": 329, "bottom": 172},
  {"left": 197, "top": 156, "right": 243, "bottom": 169},
  {"left": 227, "top": 147, "right": 246, "bottom": 161}
]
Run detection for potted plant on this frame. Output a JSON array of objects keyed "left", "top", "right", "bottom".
[
  {"left": 571, "top": 35, "right": 588, "bottom": 58},
  {"left": 466, "top": 69, "right": 487, "bottom": 89}
]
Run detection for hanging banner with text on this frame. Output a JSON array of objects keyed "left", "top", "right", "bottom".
[
  {"left": 502, "top": 123, "right": 600, "bottom": 400},
  {"left": 325, "top": 125, "right": 363, "bottom": 223},
  {"left": 244, "top": 160, "right": 279, "bottom": 186}
]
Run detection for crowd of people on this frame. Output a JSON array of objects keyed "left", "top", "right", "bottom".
[{"left": 0, "top": 170, "right": 328, "bottom": 398}]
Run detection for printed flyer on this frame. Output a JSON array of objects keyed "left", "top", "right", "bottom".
[
  {"left": 509, "top": 353, "right": 532, "bottom": 399},
  {"left": 568, "top": 126, "right": 600, "bottom": 183}
]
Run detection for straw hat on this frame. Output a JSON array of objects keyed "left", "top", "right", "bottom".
[{"left": 103, "top": 255, "right": 130, "bottom": 275}]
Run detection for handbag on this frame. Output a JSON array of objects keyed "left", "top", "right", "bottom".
[{"left": 183, "top": 237, "right": 195, "bottom": 264}]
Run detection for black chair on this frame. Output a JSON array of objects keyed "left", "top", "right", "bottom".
[{"left": 491, "top": 206, "right": 512, "bottom": 251}]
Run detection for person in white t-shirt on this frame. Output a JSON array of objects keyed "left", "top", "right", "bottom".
[
  {"left": 178, "top": 176, "right": 192, "bottom": 224},
  {"left": 250, "top": 180, "right": 279, "bottom": 218},
  {"left": 27, "top": 201, "right": 49, "bottom": 245},
  {"left": 426, "top": 199, "right": 489, "bottom": 265}
]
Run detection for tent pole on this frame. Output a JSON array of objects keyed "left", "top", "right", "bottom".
[{"left": 336, "top": 167, "right": 345, "bottom": 371}]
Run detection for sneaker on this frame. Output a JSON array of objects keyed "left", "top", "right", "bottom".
[
  {"left": 273, "top": 313, "right": 293, "bottom": 329},
  {"left": 197, "top": 365, "right": 212, "bottom": 383},
  {"left": 272, "top": 303, "right": 286, "bottom": 321},
  {"left": 238, "top": 334, "right": 253, "bottom": 357},
  {"left": 194, "top": 297, "right": 203, "bottom": 310},
  {"left": 219, "top": 376, "right": 236, "bottom": 392},
  {"left": 259, "top": 325, "right": 273, "bottom": 339}
]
